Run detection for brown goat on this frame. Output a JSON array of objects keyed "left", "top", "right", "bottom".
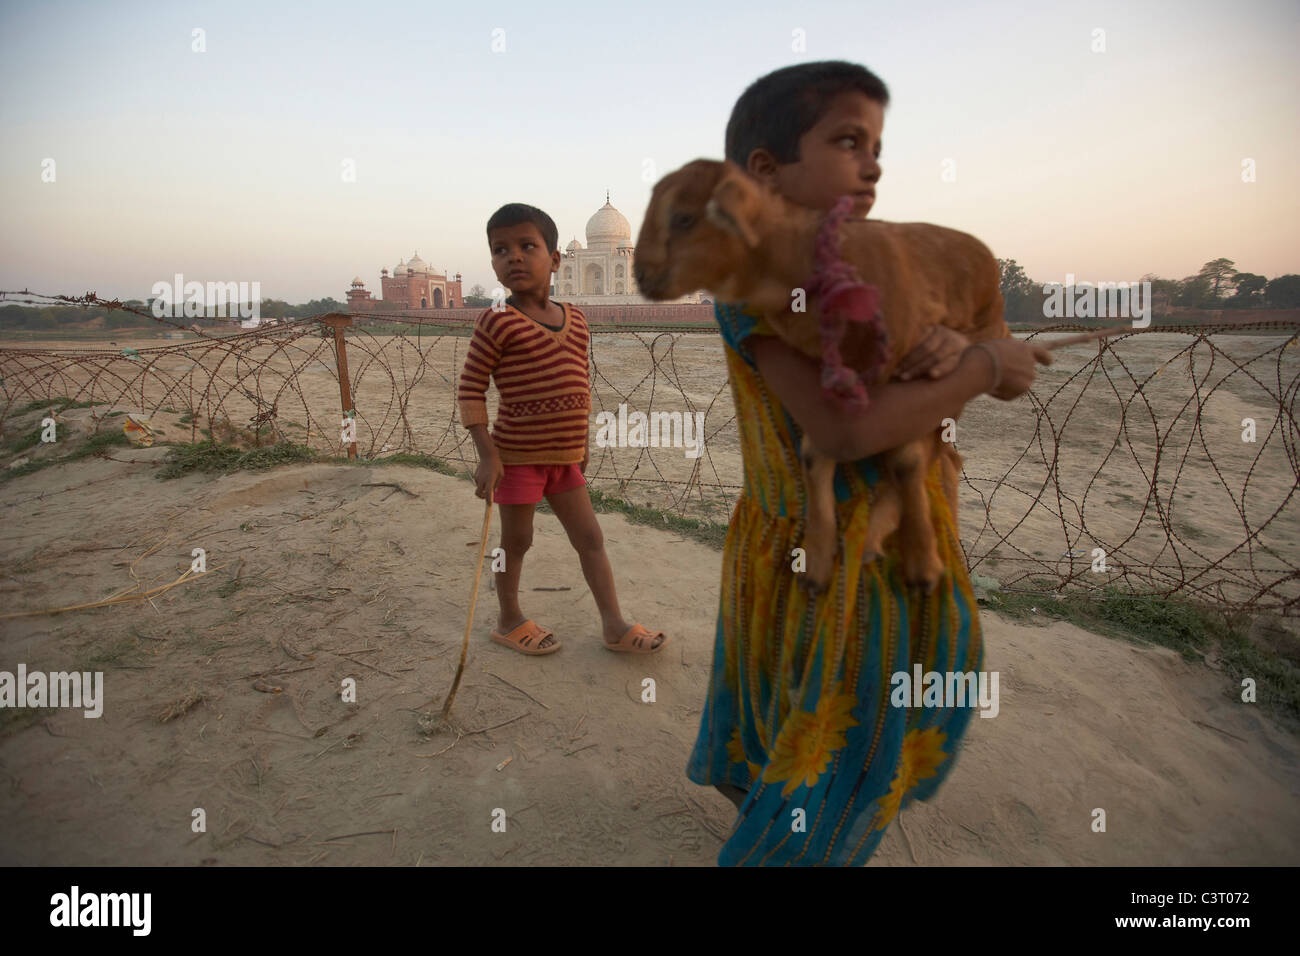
[{"left": 633, "top": 159, "right": 1009, "bottom": 593}]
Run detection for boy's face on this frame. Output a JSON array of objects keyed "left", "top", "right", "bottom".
[
  {"left": 748, "top": 90, "right": 884, "bottom": 218},
  {"left": 489, "top": 222, "right": 560, "bottom": 297}
]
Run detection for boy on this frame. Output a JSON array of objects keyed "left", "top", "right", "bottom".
[
  {"left": 458, "top": 203, "right": 669, "bottom": 655},
  {"left": 687, "top": 62, "right": 1050, "bottom": 864}
]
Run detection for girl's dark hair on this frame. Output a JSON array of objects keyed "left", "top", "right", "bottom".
[
  {"left": 725, "top": 61, "right": 890, "bottom": 168},
  {"left": 486, "top": 203, "right": 559, "bottom": 253}
]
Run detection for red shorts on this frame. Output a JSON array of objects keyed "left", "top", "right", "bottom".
[{"left": 493, "top": 463, "right": 586, "bottom": 505}]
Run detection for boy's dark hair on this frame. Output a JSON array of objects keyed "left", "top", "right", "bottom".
[
  {"left": 725, "top": 61, "right": 890, "bottom": 169},
  {"left": 486, "top": 203, "right": 559, "bottom": 254}
]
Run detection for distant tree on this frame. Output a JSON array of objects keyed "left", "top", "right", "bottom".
[
  {"left": 1175, "top": 273, "right": 1214, "bottom": 308},
  {"left": 259, "top": 299, "right": 291, "bottom": 320},
  {"left": 462, "top": 284, "right": 492, "bottom": 308},
  {"left": 1265, "top": 274, "right": 1300, "bottom": 309},
  {"left": 997, "top": 258, "right": 1039, "bottom": 323},
  {"left": 1225, "top": 272, "right": 1267, "bottom": 308},
  {"left": 1140, "top": 273, "right": 1182, "bottom": 299},
  {"left": 294, "top": 297, "right": 345, "bottom": 317},
  {"left": 463, "top": 288, "right": 493, "bottom": 308},
  {"left": 1197, "top": 258, "right": 1238, "bottom": 299}
]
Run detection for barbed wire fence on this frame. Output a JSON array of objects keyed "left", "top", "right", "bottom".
[{"left": 2, "top": 290, "right": 1297, "bottom": 614}]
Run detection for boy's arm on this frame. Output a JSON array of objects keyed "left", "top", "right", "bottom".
[
  {"left": 457, "top": 316, "right": 501, "bottom": 447},
  {"left": 467, "top": 423, "right": 497, "bottom": 461}
]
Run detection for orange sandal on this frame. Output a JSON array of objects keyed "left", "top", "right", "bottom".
[
  {"left": 604, "top": 624, "right": 669, "bottom": 654},
  {"left": 490, "top": 620, "right": 561, "bottom": 656}
]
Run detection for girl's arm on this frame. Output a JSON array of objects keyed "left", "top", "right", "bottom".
[{"left": 750, "top": 334, "right": 1005, "bottom": 461}]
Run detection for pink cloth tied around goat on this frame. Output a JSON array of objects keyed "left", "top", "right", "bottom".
[{"left": 803, "top": 195, "right": 888, "bottom": 410}]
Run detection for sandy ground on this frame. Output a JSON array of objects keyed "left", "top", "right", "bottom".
[{"left": 1, "top": 428, "right": 1298, "bottom": 865}]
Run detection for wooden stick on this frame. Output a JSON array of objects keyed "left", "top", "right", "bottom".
[{"left": 441, "top": 492, "right": 493, "bottom": 720}]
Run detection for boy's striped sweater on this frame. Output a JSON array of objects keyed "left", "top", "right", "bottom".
[{"left": 457, "top": 302, "right": 591, "bottom": 465}]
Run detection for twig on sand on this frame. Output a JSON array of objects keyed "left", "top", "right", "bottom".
[
  {"left": 238, "top": 663, "right": 317, "bottom": 681},
  {"left": 464, "top": 712, "right": 529, "bottom": 735},
  {"left": 334, "top": 652, "right": 399, "bottom": 679},
  {"left": 563, "top": 743, "right": 597, "bottom": 757},
  {"left": 361, "top": 482, "right": 419, "bottom": 498},
  {"left": 1193, "top": 719, "right": 1248, "bottom": 743},
  {"left": 413, "top": 737, "right": 460, "bottom": 758},
  {"left": 685, "top": 797, "right": 729, "bottom": 842},
  {"left": 324, "top": 828, "right": 397, "bottom": 842},
  {"left": 484, "top": 670, "right": 549, "bottom": 710},
  {"left": 157, "top": 688, "right": 206, "bottom": 723},
  {"left": 0, "top": 560, "right": 231, "bottom": 620}
]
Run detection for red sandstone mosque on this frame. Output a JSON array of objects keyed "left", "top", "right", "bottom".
[{"left": 346, "top": 252, "right": 464, "bottom": 312}]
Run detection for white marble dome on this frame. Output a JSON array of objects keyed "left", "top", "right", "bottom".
[
  {"left": 566, "top": 238, "right": 582, "bottom": 253},
  {"left": 406, "top": 254, "right": 427, "bottom": 274},
  {"left": 351, "top": 277, "right": 365, "bottom": 287},
  {"left": 585, "top": 201, "right": 631, "bottom": 249},
  {"left": 394, "top": 260, "right": 406, "bottom": 275}
]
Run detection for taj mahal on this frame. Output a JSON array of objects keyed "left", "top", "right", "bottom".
[{"left": 554, "top": 193, "right": 703, "bottom": 305}]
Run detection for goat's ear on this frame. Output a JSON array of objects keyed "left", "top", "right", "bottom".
[{"left": 705, "top": 174, "right": 761, "bottom": 248}]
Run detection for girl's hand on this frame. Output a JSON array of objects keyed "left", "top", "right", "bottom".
[
  {"left": 964, "top": 339, "right": 1054, "bottom": 400},
  {"left": 474, "top": 453, "right": 503, "bottom": 500},
  {"left": 895, "top": 326, "right": 969, "bottom": 381}
]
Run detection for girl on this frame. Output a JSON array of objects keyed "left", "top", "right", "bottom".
[{"left": 686, "top": 62, "right": 1052, "bottom": 865}]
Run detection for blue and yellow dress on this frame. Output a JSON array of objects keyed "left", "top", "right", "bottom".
[{"left": 686, "top": 302, "right": 985, "bottom": 866}]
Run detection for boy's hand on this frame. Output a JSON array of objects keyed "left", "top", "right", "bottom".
[
  {"left": 474, "top": 453, "right": 503, "bottom": 500},
  {"left": 895, "top": 326, "right": 969, "bottom": 381}
]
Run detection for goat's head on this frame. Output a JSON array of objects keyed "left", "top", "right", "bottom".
[{"left": 633, "top": 159, "right": 767, "bottom": 301}]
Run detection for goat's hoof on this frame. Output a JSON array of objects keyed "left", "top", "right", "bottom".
[
  {"left": 903, "top": 550, "right": 945, "bottom": 594},
  {"left": 905, "top": 569, "right": 944, "bottom": 595}
]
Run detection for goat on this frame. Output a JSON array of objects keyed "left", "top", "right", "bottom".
[{"left": 633, "top": 159, "right": 1009, "bottom": 593}]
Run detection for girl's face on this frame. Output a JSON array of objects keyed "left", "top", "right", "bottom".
[{"left": 753, "top": 90, "right": 884, "bottom": 219}]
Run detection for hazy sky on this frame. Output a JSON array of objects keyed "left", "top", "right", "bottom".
[{"left": 2, "top": 0, "right": 1296, "bottom": 304}]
